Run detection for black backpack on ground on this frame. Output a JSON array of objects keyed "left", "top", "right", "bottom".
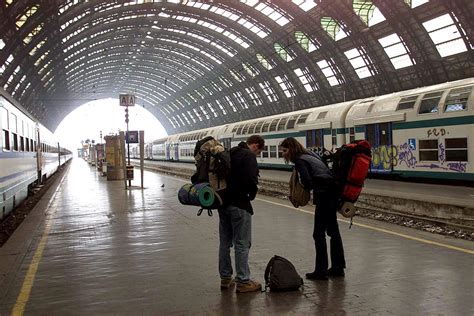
[{"left": 264, "top": 255, "right": 303, "bottom": 292}]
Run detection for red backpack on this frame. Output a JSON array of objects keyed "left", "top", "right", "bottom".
[{"left": 326, "top": 140, "right": 372, "bottom": 206}]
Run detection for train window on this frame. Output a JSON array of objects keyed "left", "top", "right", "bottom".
[
  {"left": 2, "top": 130, "right": 10, "bottom": 150},
  {"left": 262, "top": 120, "right": 271, "bottom": 133},
  {"left": 419, "top": 139, "right": 438, "bottom": 161},
  {"left": 25, "top": 137, "right": 29, "bottom": 151},
  {"left": 262, "top": 145, "right": 269, "bottom": 158},
  {"left": 367, "top": 103, "right": 375, "bottom": 113},
  {"left": 255, "top": 120, "right": 264, "bottom": 133},
  {"left": 277, "top": 117, "right": 288, "bottom": 131},
  {"left": 278, "top": 145, "right": 283, "bottom": 158},
  {"left": 317, "top": 111, "right": 327, "bottom": 119},
  {"left": 236, "top": 124, "right": 244, "bottom": 135},
  {"left": 242, "top": 124, "right": 250, "bottom": 135},
  {"left": 366, "top": 124, "right": 376, "bottom": 145},
  {"left": 248, "top": 122, "right": 257, "bottom": 134},
  {"left": 30, "top": 139, "right": 33, "bottom": 152},
  {"left": 286, "top": 116, "right": 297, "bottom": 129},
  {"left": 397, "top": 95, "right": 418, "bottom": 111},
  {"left": 445, "top": 138, "right": 468, "bottom": 161},
  {"left": 269, "top": 118, "right": 280, "bottom": 132},
  {"left": 20, "top": 136, "right": 24, "bottom": 151},
  {"left": 444, "top": 86, "right": 472, "bottom": 112},
  {"left": 418, "top": 91, "right": 443, "bottom": 114},
  {"left": 349, "top": 127, "right": 355, "bottom": 142},
  {"left": 269, "top": 145, "right": 277, "bottom": 158},
  {"left": 297, "top": 113, "right": 310, "bottom": 124},
  {"left": 1, "top": 107, "right": 8, "bottom": 128},
  {"left": 11, "top": 133, "right": 18, "bottom": 151}
]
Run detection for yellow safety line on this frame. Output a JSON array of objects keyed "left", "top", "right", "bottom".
[
  {"left": 256, "top": 197, "right": 474, "bottom": 255},
  {"left": 11, "top": 170, "right": 68, "bottom": 316}
]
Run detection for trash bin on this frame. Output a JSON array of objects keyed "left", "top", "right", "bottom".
[{"left": 126, "top": 165, "right": 134, "bottom": 180}]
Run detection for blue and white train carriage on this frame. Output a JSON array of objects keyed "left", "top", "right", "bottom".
[
  {"left": 345, "top": 78, "right": 473, "bottom": 180},
  {"left": 1, "top": 88, "right": 72, "bottom": 220}
]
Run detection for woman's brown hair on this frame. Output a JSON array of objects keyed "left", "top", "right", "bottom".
[{"left": 280, "top": 137, "right": 307, "bottom": 163}]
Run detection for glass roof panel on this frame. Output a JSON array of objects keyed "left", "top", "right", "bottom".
[{"left": 292, "top": 0, "right": 317, "bottom": 12}]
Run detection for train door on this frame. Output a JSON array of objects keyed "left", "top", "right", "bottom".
[
  {"left": 165, "top": 144, "right": 171, "bottom": 160},
  {"left": 365, "top": 122, "right": 394, "bottom": 173},
  {"left": 174, "top": 144, "right": 179, "bottom": 161},
  {"left": 306, "top": 129, "right": 325, "bottom": 153}
]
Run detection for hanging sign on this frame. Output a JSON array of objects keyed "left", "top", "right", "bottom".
[{"left": 119, "top": 94, "right": 136, "bottom": 107}]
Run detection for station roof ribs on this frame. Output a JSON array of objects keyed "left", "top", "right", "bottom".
[{"left": 0, "top": 0, "right": 472, "bottom": 133}]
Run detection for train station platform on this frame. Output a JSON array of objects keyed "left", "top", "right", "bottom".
[
  {"left": 0, "top": 159, "right": 473, "bottom": 314},
  {"left": 133, "top": 160, "right": 474, "bottom": 209}
]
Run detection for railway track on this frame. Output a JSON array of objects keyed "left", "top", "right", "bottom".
[{"left": 135, "top": 162, "right": 474, "bottom": 241}]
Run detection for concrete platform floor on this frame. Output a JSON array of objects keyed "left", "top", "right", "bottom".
[{"left": 0, "top": 158, "right": 473, "bottom": 315}]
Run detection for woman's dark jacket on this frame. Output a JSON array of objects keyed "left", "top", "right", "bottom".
[
  {"left": 294, "top": 151, "right": 334, "bottom": 198},
  {"left": 224, "top": 142, "right": 259, "bottom": 214}
]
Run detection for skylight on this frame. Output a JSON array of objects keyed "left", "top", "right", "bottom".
[
  {"left": 256, "top": 54, "right": 274, "bottom": 70},
  {"left": 321, "top": 17, "right": 348, "bottom": 41},
  {"left": 317, "top": 59, "right": 340, "bottom": 86},
  {"left": 405, "top": 0, "right": 430, "bottom": 8},
  {"left": 294, "top": 68, "right": 318, "bottom": 92},
  {"left": 254, "top": 2, "right": 290, "bottom": 26},
  {"left": 422, "top": 13, "right": 468, "bottom": 57},
  {"left": 352, "top": 0, "right": 385, "bottom": 26},
  {"left": 378, "top": 33, "right": 415, "bottom": 69},
  {"left": 292, "top": 0, "right": 317, "bottom": 12},
  {"left": 275, "top": 75, "right": 295, "bottom": 98},
  {"left": 344, "top": 48, "right": 375, "bottom": 79},
  {"left": 295, "top": 31, "right": 319, "bottom": 53},
  {"left": 274, "top": 43, "right": 294, "bottom": 62}
]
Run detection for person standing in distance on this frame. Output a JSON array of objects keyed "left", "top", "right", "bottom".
[
  {"left": 280, "top": 137, "right": 346, "bottom": 280},
  {"left": 219, "top": 135, "right": 265, "bottom": 293}
]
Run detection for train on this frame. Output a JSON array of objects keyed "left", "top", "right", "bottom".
[
  {"left": 129, "top": 78, "right": 473, "bottom": 183},
  {"left": 1, "top": 88, "right": 72, "bottom": 220}
]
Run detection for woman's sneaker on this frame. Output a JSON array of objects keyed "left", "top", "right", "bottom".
[
  {"left": 236, "top": 280, "right": 262, "bottom": 293},
  {"left": 220, "top": 277, "right": 235, "bottom": 290}
]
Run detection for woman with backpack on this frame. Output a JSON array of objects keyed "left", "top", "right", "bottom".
[{"left": 280, "top": 137, "right": 346, "bottom": 280}]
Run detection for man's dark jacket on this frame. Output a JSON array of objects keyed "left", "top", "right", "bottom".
[{"left": 225, "top": 142, "right": 259, "bottom": 214}]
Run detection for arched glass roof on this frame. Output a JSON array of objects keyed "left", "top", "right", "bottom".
[{"left": 0, "top": 0, "right": 472, "bottom": 133}]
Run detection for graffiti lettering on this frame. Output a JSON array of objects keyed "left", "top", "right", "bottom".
[
  {"left": 398, "top": 142, "right": 417, "bottom": 168},
  {"left": 427, "top": 128, "right": 446, "bottom": 138},
  {"left": 372, "top": 145, "right": 397, "bottom": 170},
  {"left": 417, "top": 163, "right": 448, "bottom": 170},
  {"left": 447, "top": 162, "right": 467, "bottom": 173},
  {"left": 438, "top": 143, "right": 445, "bottom": 163}
]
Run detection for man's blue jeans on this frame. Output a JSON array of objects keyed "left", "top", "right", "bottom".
[{"left": 218, "top": 205, "right": 252, "bottom": 283}]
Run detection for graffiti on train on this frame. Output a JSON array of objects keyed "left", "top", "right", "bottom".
[
  {"left": 426, "top": 128, "right": 447, "bottom": 138},
  {"left": 371, "top": 142, "right": 467, "bottom": 173}
]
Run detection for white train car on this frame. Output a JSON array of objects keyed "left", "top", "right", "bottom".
[
  {"left": 1, "top": 93, "right": 39, "bottom": 218},
  {"left": 345, "top": 78, "right": 474, "bottom": 181},
  {"left": 228, "top": 110, "right": 311, "bottom": 168},
  {"left": 141, "top": 78, "right": 472, "bottom": 182},
  {"left": 1, "top": 89, "right": 72, "bottom": 220}
]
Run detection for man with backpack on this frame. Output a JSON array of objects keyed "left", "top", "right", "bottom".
[
  {"left": 280, "top": 137, "right": 346, "bottom": 281},
  {"left": 219, "top": 135, "right": 265, "bottom": 293}
]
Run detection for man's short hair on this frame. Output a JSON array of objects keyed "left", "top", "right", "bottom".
[{"left": 246, "top": 135, "right": 265, "bottom": 149}]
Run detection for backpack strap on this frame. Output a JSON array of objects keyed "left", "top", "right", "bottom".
[
  {"left": 263, "top": 256, "right": 276, "bottom": 291},
  {"left": 196, "top": 208, "right": 213, "bottom": 216}
]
